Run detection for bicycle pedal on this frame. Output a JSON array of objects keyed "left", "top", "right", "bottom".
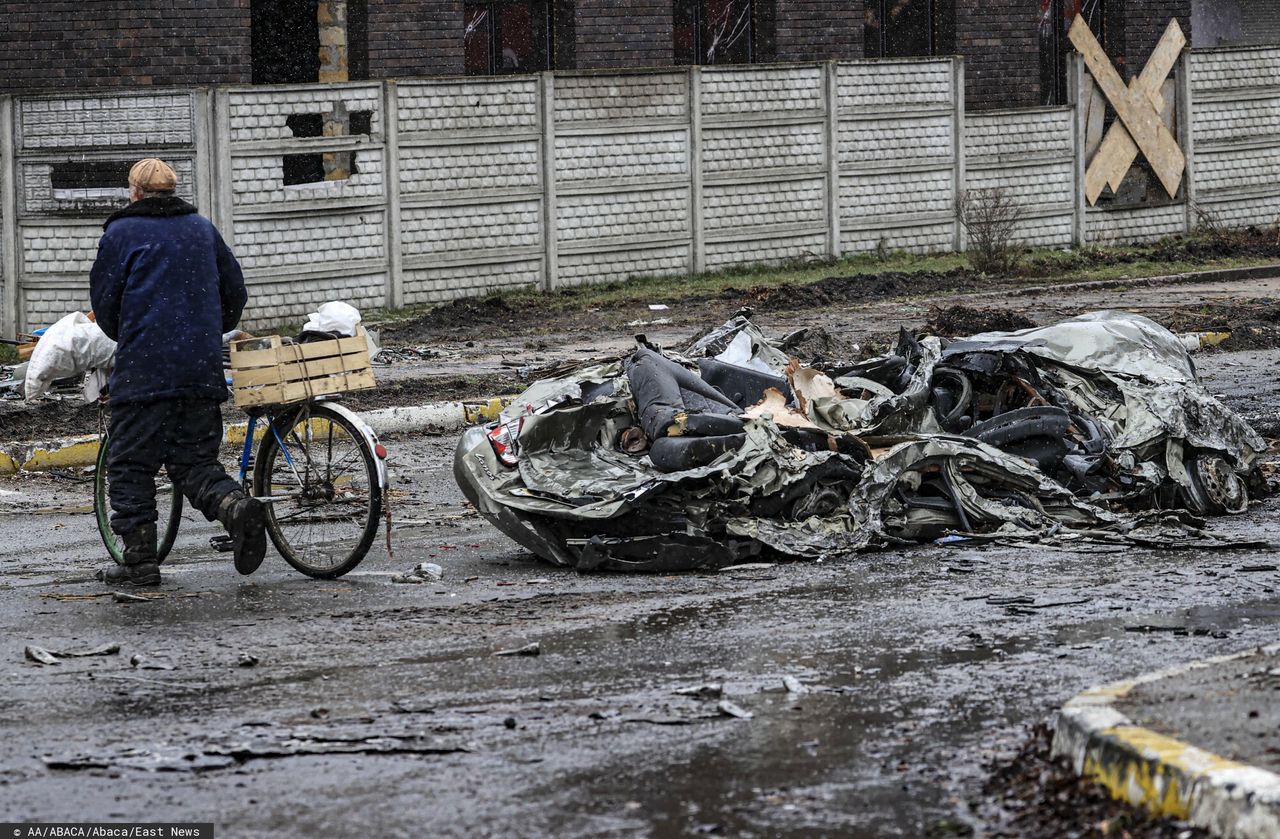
[{"left": 210, "top": 534, "right": 235, "bottom": 552}]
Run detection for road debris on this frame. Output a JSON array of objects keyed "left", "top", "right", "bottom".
[
  {"left": 675, "top": 684, "right": 724, "bottom": 700},
  {"left": 782, "top": 675, "right": 809, "bottom": 695},
  {"left": 456, "top": 310, "right": 1266, "bottom": 571},
  {"left": 130, "top": 654, "right": 175, "bottom": 670},
  {"left": 24, "top": 642, "right": 120, "bottom": 665},
  {"left": 494, "top": 642, "right": 541, "bottom": 657},
  {"left": 238, "top": 653, "right": 260, "bottom": 667},
  {"left": 717, "top": 699, "right": 753, "bottom": 720},
  {"left": 391, "top": 561, "right": 444, "bottom": 584}
]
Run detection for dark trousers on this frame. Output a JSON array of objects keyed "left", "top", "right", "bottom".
[{"left": 107, "top": 398, "right": 241, "bottom": 535}]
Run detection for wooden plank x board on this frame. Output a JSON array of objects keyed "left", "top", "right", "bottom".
[{"left": 1070, "top": 16, "right": 1186, "bottom": 205}]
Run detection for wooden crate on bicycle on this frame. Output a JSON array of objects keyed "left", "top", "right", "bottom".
[{"left": 229, "top": 327, "right": 375, "bottom": 407}]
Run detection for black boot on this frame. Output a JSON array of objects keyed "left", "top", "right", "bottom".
[
  {"left": 98, "top": 524, "right": 161, "bottom": 586},
  {"left": 217, "top": 490, "right": 267, "bottom": 575}
]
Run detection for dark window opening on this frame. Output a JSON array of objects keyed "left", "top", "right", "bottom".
[
  {"left": 283, "top": 152, "right": 362, "bottom": 186},
  {"left": 282, "top": 109, "right": 372, "bottom": 186},
  {"left": 865, "top": 0, "right": 955, "bottom": 59},
  {"left": 465, "top": 1, "right": 554, "bottom": 75},
  {"left": 48, "top": 160, "right": 137, "bottom": 213},
  {"left": 285, "top": 110, "right": 373, "bottom": 138},
  {"left": 1040, "top": 0, "right": 1126, "bottom": 106},
  {"left": 675, "top": 0, "right": 756, "bottom": 65},
  {"left": 50, "top": 161, "right": 133, "bottom": 192},
  {"left": 252, "top": 0, "right": 369, "bottom": 84}
]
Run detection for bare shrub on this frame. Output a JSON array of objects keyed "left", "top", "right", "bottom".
[{"left": 957, "top": 187, "right": 1023, "bottom": 274}]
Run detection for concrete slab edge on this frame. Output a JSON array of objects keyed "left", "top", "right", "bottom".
[
  {"left": 0, "top": 396, "right": 515, "bottom": 476},
  {"left": 1051, "top": 642, "right": 1280, "bottom": 838}
]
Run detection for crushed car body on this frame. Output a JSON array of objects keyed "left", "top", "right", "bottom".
[{"left": 454, "top": 311, "right": 1266, "bottom": 572}]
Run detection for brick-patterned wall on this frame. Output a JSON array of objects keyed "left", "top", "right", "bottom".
[
  {"left": 773, "top": 0, "right": 864, "bottom": 61},
  {"left": 956, "top": 0, "right": 1042, "bottom": 111},
  {"left": 573, "top": 0, "right": 674, "bottom": 69},
  {"left": 367, "top": 0, "right": 463, "bottom": 77},
  {"left": 0, "top": 1, "right": 251, "bottom": 95},
  {"left": 1127, "top": 0, "right": 1192, "bottom": 70}
]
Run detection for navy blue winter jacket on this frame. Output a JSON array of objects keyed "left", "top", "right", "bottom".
[{"left": 90, "top": 196, "right": 247, "bottom": 404}]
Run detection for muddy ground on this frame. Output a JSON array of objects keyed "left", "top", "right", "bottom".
[
  {"left": 3, "top": 275, "right": 1280, "bottom": 835},
  {"left": 5, "top": 259, "right": 1280, "bottom": 442}
]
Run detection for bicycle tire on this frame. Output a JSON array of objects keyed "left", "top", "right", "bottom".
[
  {"left": 252, "top": 402, "right": 381, "bottom": 579},
  {"left": 94, "top": 433, "right": 184, "bottom": 564}
]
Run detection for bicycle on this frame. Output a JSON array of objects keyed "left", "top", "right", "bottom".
[{"left": 95, "top": 398, "right": 388, "bottom": 579}]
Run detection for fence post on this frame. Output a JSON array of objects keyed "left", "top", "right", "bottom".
[
  {"left": 1068, "top": 53, "right": 1089, "bottom": 247},
  {"left": 951, "top": 56, "right": 966, "bottom": 253},
  {"left": 540, "top": 72, "right": 558, "bottom": 292},
  {"left": 689, "top": 66, "right": 705, "bottom": 275},
  {"left": 1177, "top": 50, "right": 1197, "bottom": 235},
  {"left": 193, "top": 90, "right": 215, "bottom": 222},
  {"left": 383, "top": 80, "right": 404, "bottom": 310},
  {"left": 825, "top": 61, "right": 842, "bottom": 261},
  {"left": 211, "top": 88, "right": 237, "bottom": 251},
  {"left": 0, "top": 97, "right": 18, "bottom": 336}
]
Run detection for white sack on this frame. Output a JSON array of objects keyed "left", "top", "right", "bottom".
[
  {"left": 303, "top": 301, "right": 361, "bottom": 337},
  {"left": 24, "top": 312, "right": 116, "bottom": 401}
]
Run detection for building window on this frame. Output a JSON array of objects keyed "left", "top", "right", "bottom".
[
  {"left": 674, "top": 0, "right": 756, "bottom": 65},
  {"left": 1040, "top": 0, "right": 1126, "bottom": 106},
  {"left": 865, "top": 0, "right": 955, "bottom": 58},
  {"left": 465, "top": 1, "right": 554, "bottom": 74}
]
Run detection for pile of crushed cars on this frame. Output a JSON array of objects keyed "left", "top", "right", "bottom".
[{"left": 455, "top": 310, "right": 1267, "bottom": 571}]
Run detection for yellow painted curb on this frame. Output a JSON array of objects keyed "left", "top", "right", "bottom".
[
  {"left": 1083, "top": 725, "right": 1244, "bottom": 819},
  {"left": 21, "top": 439, "right": 101, "bottom": 472},
  {"left": 1054, "top": 644, "right": 1280, "bottom": 838}
]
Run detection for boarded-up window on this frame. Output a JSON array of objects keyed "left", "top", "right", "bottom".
[
  {"left": 465, "top": 1, "right": 554, "bottom": 74},
  {"left": 674, "top": 0, "right": 756, "bottom": 65},
  {"left": 865, "top": 0, "right": 955, "bottom": 59},
  {"left": 1040, "top": 0, "right": 1125, "bottom": 106}
]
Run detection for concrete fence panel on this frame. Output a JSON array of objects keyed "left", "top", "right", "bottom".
[
  {"left": 965, "top": 107, "right": 1077, "bottom": 248},
  {"left": 836, "top": 59, "right": 959, "bottom": 255},
  {"left": 552, "top": 71, "right": 693, "bottom": 287},
  {"left": 394, "top": 76, "right": 545, "bottom": 307},
  {"left": 1189, "top": 46, "right": 1280, "bottom": 230},
  {"left": 10, "top": 90, "right": 203, "bottom": 332},
  {"left": 701, "top": 64, "right": 828, "bottom": 270},
  {"left": 219, "top": 83, "right": 388, "bottom": 328}
]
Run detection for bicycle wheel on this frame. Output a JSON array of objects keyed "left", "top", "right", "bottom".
[
  {"left": 252, "top": 403, "right": 381, "bottom": 579},
  {"left": 94, "top": 433, "right": 184, "bottom": 564}
]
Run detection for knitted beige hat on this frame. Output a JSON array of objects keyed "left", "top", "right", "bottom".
[{"left": 128, "top": 158, "right": 177, "bottom": 192}]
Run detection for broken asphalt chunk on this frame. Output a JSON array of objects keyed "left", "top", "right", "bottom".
[
  {"left": 674, "top": 684, "right": 724, "bottom": 700},
  {"left": 717, "top": 699, "right": 753, "bottom": 720}
]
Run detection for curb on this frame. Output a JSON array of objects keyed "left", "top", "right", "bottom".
[
  {"left": 0, "top": 396, "right": 515, "bottom": 476},
  {"left": 977, "top": 263, "right": 1280, "bottom": 299},
  {"left": 1052, "top": 643, "right": 1280, "bottom": 838}
]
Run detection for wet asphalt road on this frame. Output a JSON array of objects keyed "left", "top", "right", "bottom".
[{"left": 2, "top": 351, "right": 1280, "bottom": 838}]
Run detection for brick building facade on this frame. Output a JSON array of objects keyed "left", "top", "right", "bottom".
[{"left": 0, "top": 1, "right": 1193, "bottom": 111}]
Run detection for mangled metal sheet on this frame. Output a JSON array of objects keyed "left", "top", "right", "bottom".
[{"left": 455, "top": 311, "right": 1266, "bottom": 571}]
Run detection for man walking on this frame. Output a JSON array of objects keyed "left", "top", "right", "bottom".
[{"left": 90, "top": 158, "right": 266, "bottom": 586}]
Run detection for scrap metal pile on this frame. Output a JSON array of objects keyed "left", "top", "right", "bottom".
[{"left": 455, "top": 311, "right": 1266, "bottom": 571}]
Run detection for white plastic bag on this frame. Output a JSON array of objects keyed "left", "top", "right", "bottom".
[
  {"left": 303, "top": 302, "right": 361, "bottom": 337},
  {"left": 23, "top": 312, "right": 116, "bottom": 401}
]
